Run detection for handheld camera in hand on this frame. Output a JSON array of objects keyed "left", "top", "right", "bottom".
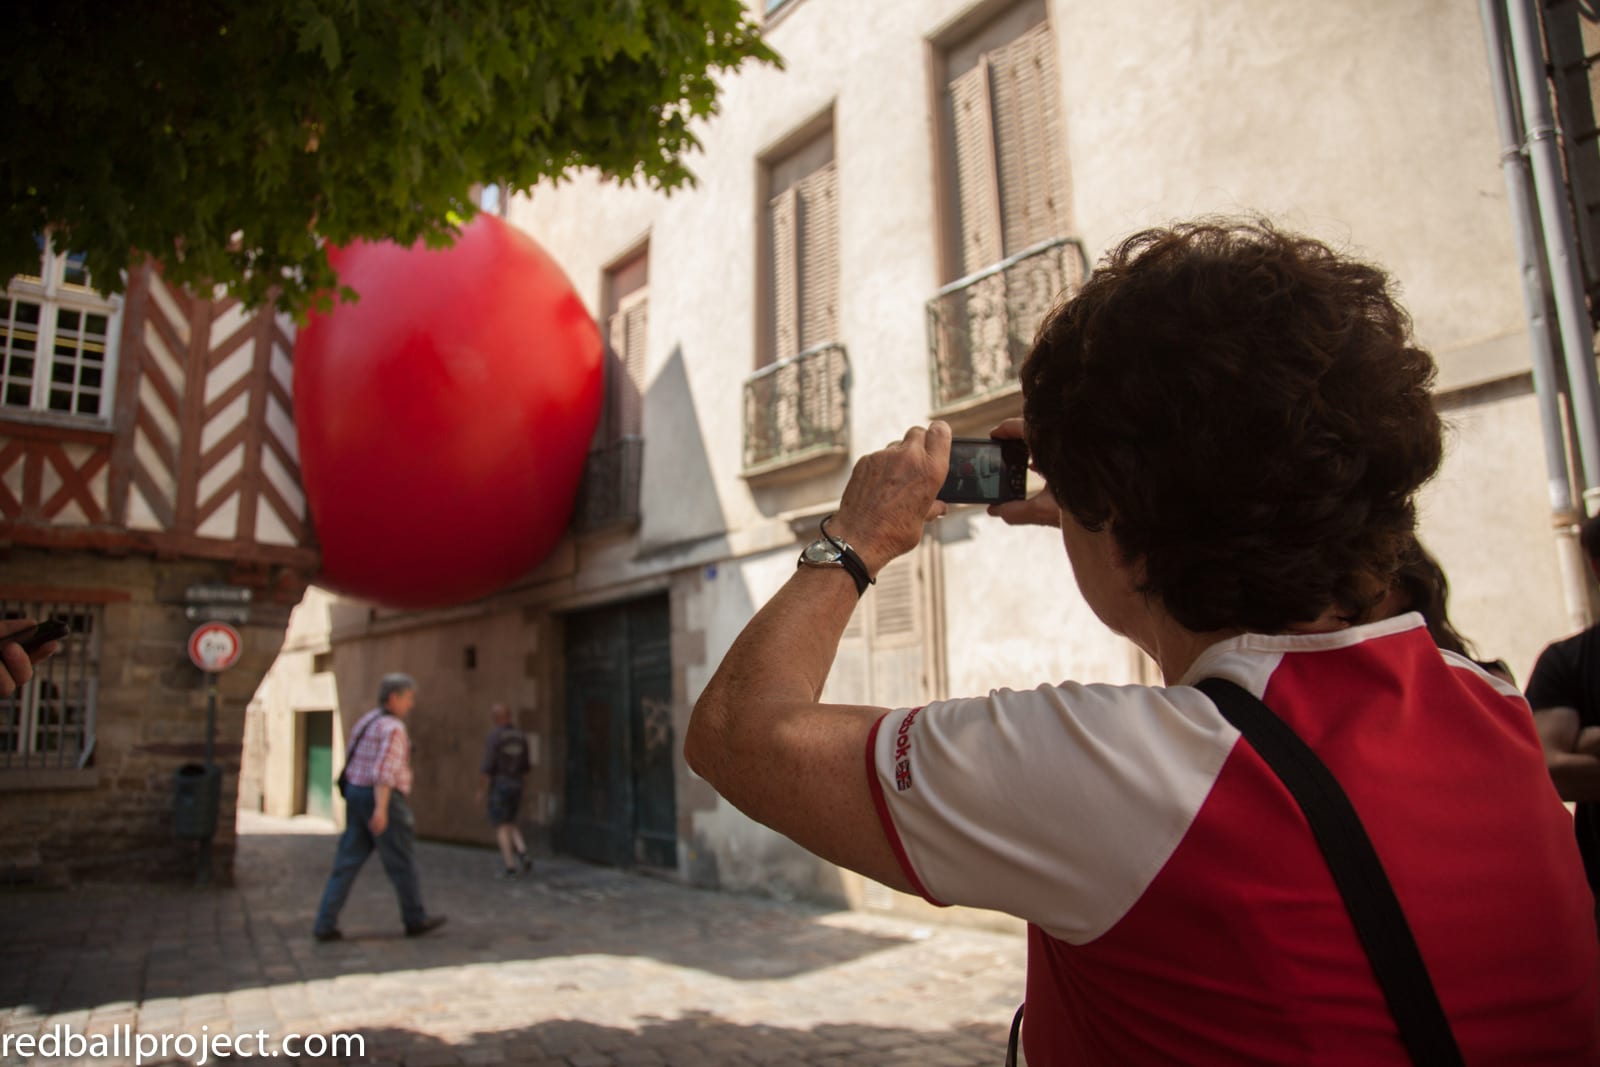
[
  {"left": 938, "top": 437, "right": 1028, "bottom": 505},
  {"left": 2, "top": 619, "right": 70, "bottom": 655}
]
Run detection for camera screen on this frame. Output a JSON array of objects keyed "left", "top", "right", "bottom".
[{"left": 943, "top": 440, "right": 1006, "bottom": 501}]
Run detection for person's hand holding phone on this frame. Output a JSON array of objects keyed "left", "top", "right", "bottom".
[
  {"left": 985, "top": 417, "right": 1061, "bottom": 529},
  {"left": 0, "top": 618, "right": 66, "bottom": 699},
  {"left": 830, "top": 421, "right": 952, "bottom": 578}
]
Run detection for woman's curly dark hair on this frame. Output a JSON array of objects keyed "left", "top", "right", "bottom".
[
  {"left": 1020, "top": 219, "right": 1443, "bottom": 634},
  {"left": 1389, "top": 539, "right": 1475, "bottom": 659}
]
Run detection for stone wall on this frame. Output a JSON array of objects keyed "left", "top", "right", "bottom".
[
  {"left": 0, "top": 547, "right": 302, "bottom": 885},
  {"left": 325, "top": 599, "right": 560, "bottom": 854}
]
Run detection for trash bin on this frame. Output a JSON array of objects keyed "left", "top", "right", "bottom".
[{"left": 173, "top": 763, "right": 222, "bottom": 840}]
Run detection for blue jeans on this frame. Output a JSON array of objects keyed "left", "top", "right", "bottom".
[{"left": 313, "top": 786, "right": 427, "bottom": 933}]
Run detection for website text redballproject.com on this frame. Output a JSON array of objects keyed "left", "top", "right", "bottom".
[{"left": 3, "top": 1025, "right": 366, "bottom": 1065}]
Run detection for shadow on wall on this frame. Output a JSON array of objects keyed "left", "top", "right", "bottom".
[{"left": 637, "top": 345, "right": 728, "bottom": 552}]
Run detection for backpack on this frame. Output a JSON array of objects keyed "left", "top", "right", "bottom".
[{"left": 490, "top": 727, "right": 529, "bottom": 779}]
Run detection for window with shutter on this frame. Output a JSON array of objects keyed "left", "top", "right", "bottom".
[
  {"left": 580, "top": 248, "right": 649, "bottom": 531},
  {"left": 940, "top": 3, "right": 1070, "bottom": 279},
  {"left": 989, "top": 23, "right": 1071, "bottom": 254},
  {"left": 763, "top": 130, "right": 839, "bottom": 367},
  {"left": 948, "top": 60, "right": 1004, "bottom": 280},
  {"left": 797, "top": 161, "right": 840, "bottom": 352},
  {"left": 768, "top": 186, "right": 801, "bottom": 365},
  {"left": 928, "top": 3, "right": 1077, "bottom": 421},
  {"left": 610, "top": 292, "right": 648, "bottom": 439},
  {"left": 745, "top": 124, "right": 849, "bottom": 477},
  {"left": 818, "top": 543, "right": 940, "bottom": 710},
  {"left": 601, "top": 249, "right": 649, "bottom": 444}
]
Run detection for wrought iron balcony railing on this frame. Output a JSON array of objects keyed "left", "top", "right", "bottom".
[
  {"left": 572, "top": 435, "right": 643, "bottom": 534},
  {"left": 925, "top": 236, "right": 1089, "bottom": 413},
  {"left": 742, "top": 342, "right": 850, "bottom": 475}
]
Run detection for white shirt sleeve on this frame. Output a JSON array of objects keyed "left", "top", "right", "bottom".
[{"left": 869, "top": 682, "right": 1240, "bottom": 944}]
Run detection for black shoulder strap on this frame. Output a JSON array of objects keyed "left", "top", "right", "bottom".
[
  {"left": 1195, "top": 678, "right": 1464, "bottom": 1067},
  {"left": 346, "top": 710, "right": 386, "bottom": 763}
]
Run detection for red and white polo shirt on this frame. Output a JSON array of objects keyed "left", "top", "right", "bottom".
[{"left": 866, "top": 614, "right": 1600, "bottom": 1065}]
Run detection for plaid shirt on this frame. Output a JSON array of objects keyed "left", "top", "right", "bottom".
[{"left": 342, "top": 708, "right": 412, "bottom": 795}]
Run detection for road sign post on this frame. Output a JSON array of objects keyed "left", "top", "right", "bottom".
[{"left": 186, "top": 622, "right": 242, "bottom": 884}]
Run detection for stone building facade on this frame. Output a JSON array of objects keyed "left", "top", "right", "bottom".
[{"left": 1, "top": 260, "right": 316, "bottom": 885}]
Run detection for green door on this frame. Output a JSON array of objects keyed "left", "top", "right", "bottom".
[
  {"left": 303, "top": 711, "right": 333, "bottom": 820},
  {"left": 559, "top": 596, "right": 677, "bottom": 868}
]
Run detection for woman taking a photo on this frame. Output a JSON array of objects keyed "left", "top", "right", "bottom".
[{"left": 687, "top": 219, "right": 1599, "bottom": 1065}]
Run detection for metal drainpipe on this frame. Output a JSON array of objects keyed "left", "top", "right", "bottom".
[
  {"left": 1481, "top": 0, "right": 1593, "bottom": 631},
  {"left": 1505, "top": 0, "right": 1600, "bottom": 522}
]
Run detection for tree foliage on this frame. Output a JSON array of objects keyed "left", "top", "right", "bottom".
[{"left": 3, "top": 1, "right": 778, "bottom": 316}]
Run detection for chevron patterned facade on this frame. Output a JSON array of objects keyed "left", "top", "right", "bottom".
[{"left": 0, "top": 264, "right": 316, "bottom": 571}]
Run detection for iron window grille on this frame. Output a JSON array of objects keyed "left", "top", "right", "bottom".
[
  {"left": 0, "top": 599, "right": 102, "bottom": 770},
  {"left": 574, "top": 435, "right": 644, "bottom": 534}
]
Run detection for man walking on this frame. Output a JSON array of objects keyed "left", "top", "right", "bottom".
[
  {"left": 312, "top": 673, "right": 446, "bottom": 941},
  {"left": 478, "top": 702, "right": 533, "bottom": 877}
]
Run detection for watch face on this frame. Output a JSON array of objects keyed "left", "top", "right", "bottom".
[{"left": 801, "top": 539, "right": 844, "bottom": 565}]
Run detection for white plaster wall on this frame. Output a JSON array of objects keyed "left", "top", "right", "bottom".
[
  {"left": 1420, "top": 390, "right": 1577, "bottom": 685},
  {"left": 510, "top": 0, "right": 1550, "bottom": 691},
  {"left": 940, "top": 512, "right": 1141, "bottom": 699},
  {"left": 496, "top": 0, "right": 1577, "bottom": 903},
  {"left": 245, "top": 587, "right": 341, "bottom": 821},
  {"left": 684, "top": 544, "right": 852, "bottom": 899},
  {"left": 1052, "top": 0, "right": 1521, "bottom": 358}
]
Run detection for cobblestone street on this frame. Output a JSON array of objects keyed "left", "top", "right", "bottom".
[{"left": 1, "top": 814, "right": 1026, "bottom": 1066}]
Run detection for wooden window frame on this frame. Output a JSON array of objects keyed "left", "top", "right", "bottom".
[
  {"left": 1, "top": 240, "right": 122, "bottom": 427},
  {"left": 600, "top": 241, "right": 650, "bottom": 444},
  {"left": 762, "top": 0, "right": 811, "bottom": 29},
  {"left": 928, "top": 0, "right": 1070, "bottom": 286},
  {"left": 755, "top": 113, "right": 840, "bottom": 369}
]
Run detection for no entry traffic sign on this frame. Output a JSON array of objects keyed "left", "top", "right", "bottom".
[{"left": 188, "top": 622, "right": 242, "bottom": 673}]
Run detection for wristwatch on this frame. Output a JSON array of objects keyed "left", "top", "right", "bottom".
[{"left": 797, "top": 514, "right": 874, "bottom": 597}]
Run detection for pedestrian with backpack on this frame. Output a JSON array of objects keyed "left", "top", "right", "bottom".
[{"left": 478, "top": 702, "right": 532, "bottom": 878}]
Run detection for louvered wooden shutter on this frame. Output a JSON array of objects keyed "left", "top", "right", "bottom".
[
  {"left": 818, "top": 547, "right": 937, "bottom": 710},
  {"left": 948, "top": 59, "right": 1005, "bottom": 278},
  {"left": 604, "top": 310, "right": 627, "bottom": 444},
  {"left": 617, "top": 294, "right": 648, "bottom": 437},
  {"left": 796, "top": 161, "right": 840, "bottom": 351},
  {"left": 989, "top": 22, "right": 1071, "bottom": 253},
  {"left": 768, "top": 186, "right": 800, "bottom": 364},
  {"left": 868, "top": 555, "right": 928, "bottom": 709}
]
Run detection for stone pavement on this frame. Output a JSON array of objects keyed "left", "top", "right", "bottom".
[{"left": 0, "top": 813, "right": 1026, "bottom": 1066}]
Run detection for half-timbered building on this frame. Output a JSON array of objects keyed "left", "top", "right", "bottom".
[{"left": 1, "top": 249, "right": 316, "bottom": 885}]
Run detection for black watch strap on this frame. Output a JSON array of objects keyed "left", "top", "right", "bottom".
[{"left": 821, "top": 514, "right": 874, "bottom": 597}]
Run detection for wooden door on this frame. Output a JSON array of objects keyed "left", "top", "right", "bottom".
[
  {"left": 301, "top": 710, "right": 333, "bottom": 820},
  {"left": 560, "top": 596, "right": 677, "bottom": 868}
]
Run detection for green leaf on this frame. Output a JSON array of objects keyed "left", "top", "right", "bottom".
[{"left": 1, "top": 0, "right": 779, "bottom": 315}]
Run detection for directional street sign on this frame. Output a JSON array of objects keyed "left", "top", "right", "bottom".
[
  {"left": 185, "top": 605, "right": 252, "bottom": 626},
  {"left": 185, "top": 585, "right": 253, "bottom": 605}
]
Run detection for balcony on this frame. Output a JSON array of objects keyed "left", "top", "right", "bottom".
[
  {"left": 741, "top": 342, "right": 850, "bottom": 486},
  {"left": 572, "top": 436, "right": 643, "bottom": 535},
  {"left": 925, "top": 237, "right": 1089, "bottom": 428}
]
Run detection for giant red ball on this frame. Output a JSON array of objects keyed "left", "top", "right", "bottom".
[{"left": 293, "top": 215, "right": 602, "bottom": 608}]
